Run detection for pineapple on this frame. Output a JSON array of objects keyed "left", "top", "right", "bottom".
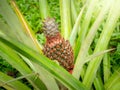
[{"left": 42, "top": 17, "right": 74, "bottom": 72}]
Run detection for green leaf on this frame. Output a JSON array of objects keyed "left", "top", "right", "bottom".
[
  {"left": 22, "top": 56, "right": 59, "bottom": 90},
  {"left": 10, "top": 0, "right": 43, "bottom": 53},
  {"left": 60, "top": 0, "right": 72, "bottom": 39},
  {"left": 0, "top": 0, "right": 59, "bottom": 89},
  {"left": 0, "top": 0, "right": 42, "bottom": 53},
  {"left": 94, "top": 75, "right": 104, "bottom": 90},
  {"left": 69, "top": 5, "right": 85, "bottom": 46},
  {"left": 39, "top": 0, "right": 50, "bottom": 19},
  {"left": 0, "top": 40, "right": 47, "bottom": 90},
  {"left": 0, "top": 71, "right": 31, "bottom": 90},
  {"left": 83, "top": 0, "right": 120, "bottom": 88},
  {"left": 74, "top": 0, "right": 99, "bottom": 58},
  {"left": 104, "top": 68, "right": 120, "bottom": 90},
  {"left": 0, "top": 37, "right": 87, "bottom": 90},
  {"left": 72, "top": 0, "right": 112, "bottom": 79},
  {"left": 103, "top": 53, "right": 111, "bottom": 83}
]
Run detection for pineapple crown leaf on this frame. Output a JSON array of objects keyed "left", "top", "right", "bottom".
[{"left": 42, "top": 17, "right": 59, "bottom": 37}]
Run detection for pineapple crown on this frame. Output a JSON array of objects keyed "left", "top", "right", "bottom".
[{"left": 42, "top": 17, "right": 59, "bottom": 37}]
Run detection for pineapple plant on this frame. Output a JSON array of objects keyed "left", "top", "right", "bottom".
[
  {"left": 0, "top": 0, "right": 120, "bottom": 90},
  {"left": 42, "top": 17, "right": 74, "bottom": 72}
]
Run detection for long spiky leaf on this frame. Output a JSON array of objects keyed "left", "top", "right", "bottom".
[
  {"left": 0, "top": 36, "right": 87, "bottom": 90},
  {"left": 73, "top": 0, "right": 112, "bottom": 79},
  {"left": 10, "top": 0, "right": 43, "bottom": 53},
  {"left": 0, "top": 71, "right": 31, "bottom": 90},
  {"left": 83, "top": 0, "right": 120, "bottom": 88},
  {"left": 60, "top": 0, "right": 72, "bottom": 39}
]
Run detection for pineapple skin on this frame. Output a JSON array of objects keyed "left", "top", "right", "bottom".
[{"left": 42, "top": 17, "right": 74, "bottom": 71}]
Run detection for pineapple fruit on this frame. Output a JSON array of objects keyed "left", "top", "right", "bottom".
[{"left": 42, "top": 17, "right": 74, "bottom": 72}]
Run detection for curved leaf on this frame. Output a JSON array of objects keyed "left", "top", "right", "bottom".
[
  {"left": 0, "top": 37, "right": 87, "bottom": 90},
  {"left": 0, "top": 71, "right": 31, "bottom": 90}
]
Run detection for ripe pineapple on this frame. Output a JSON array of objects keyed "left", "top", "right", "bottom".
[{"left": 42, "top": 17, "right": 74, "bottom": 72}]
